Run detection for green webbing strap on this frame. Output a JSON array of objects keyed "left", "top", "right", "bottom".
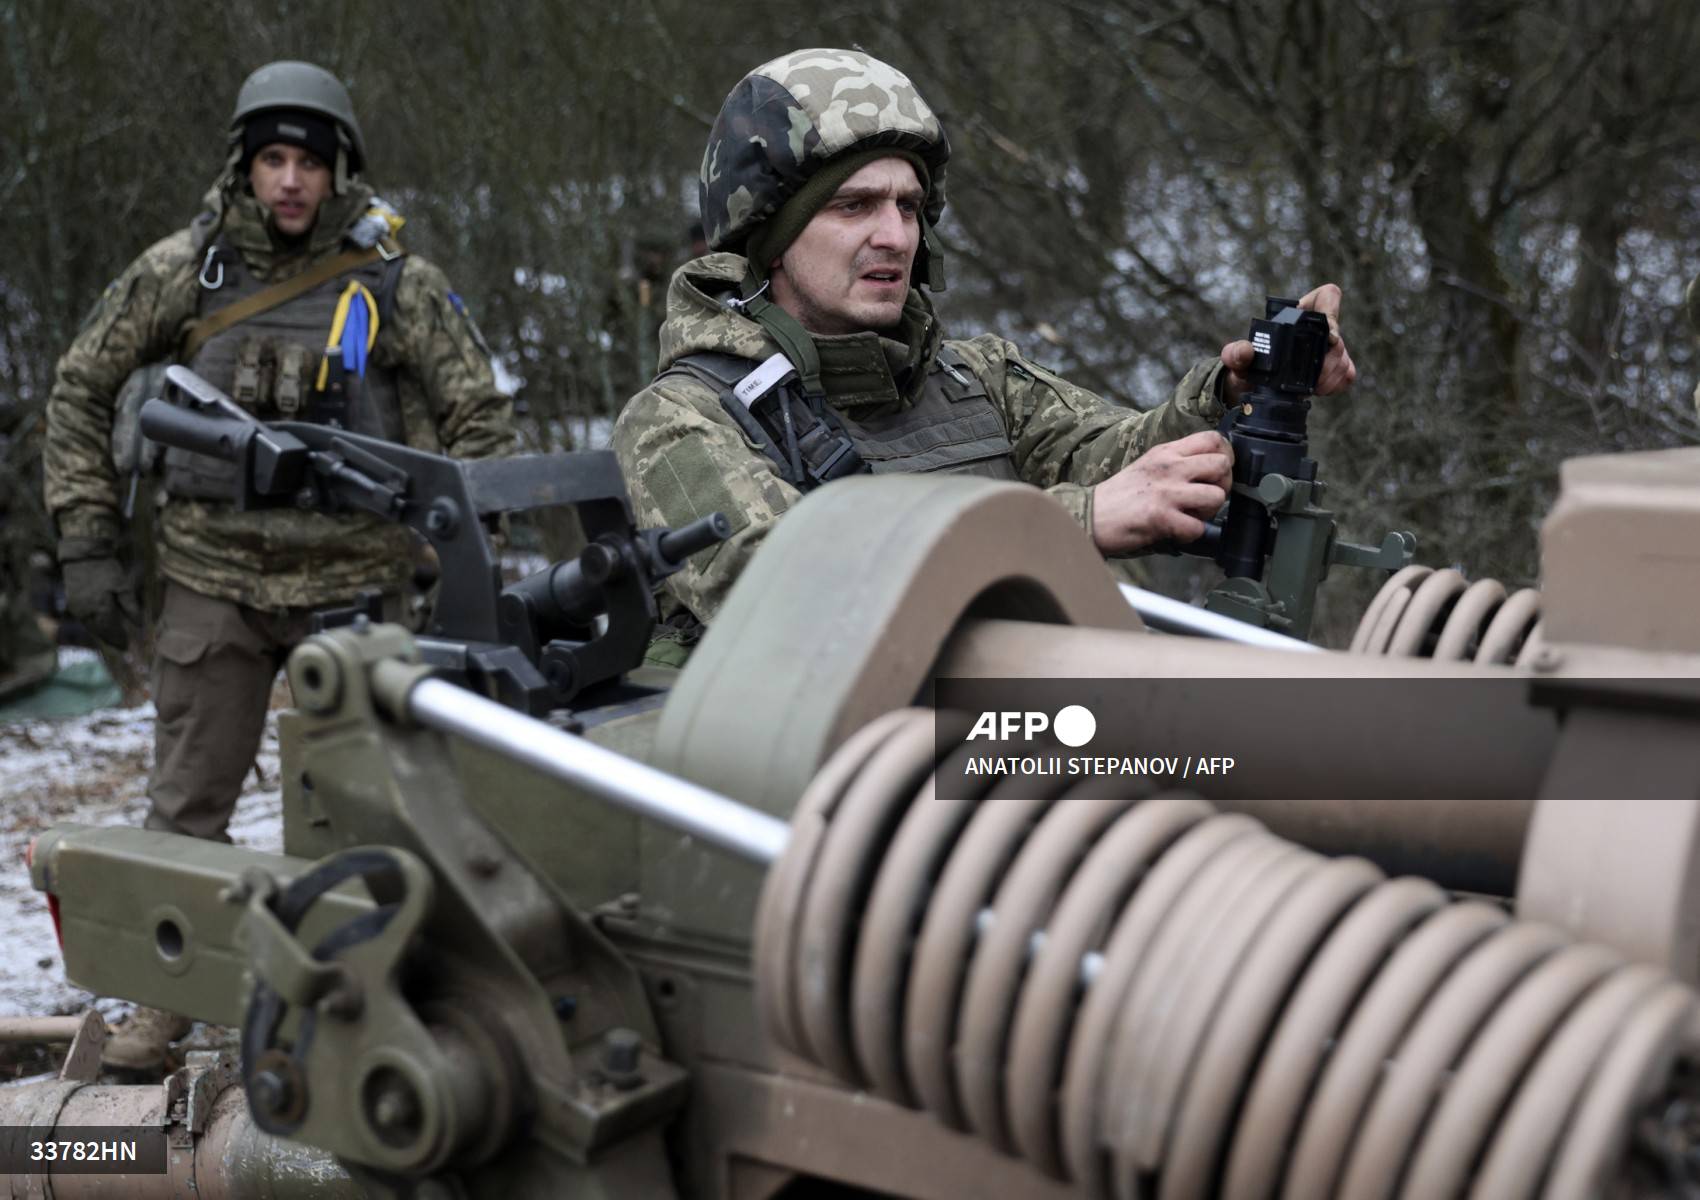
[
  {"left": 180, "top": 243, "right": 389, "bottom": 361},
  {"left": 920, "top": 219, "right": 947, "bottom": 291},
  {"left": 737, "top": 279, "right": 826, "bottom": 398}
]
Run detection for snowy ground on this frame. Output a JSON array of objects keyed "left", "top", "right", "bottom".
[{"left": 0, "top": 649, "right": 283, "bottom": 1035}]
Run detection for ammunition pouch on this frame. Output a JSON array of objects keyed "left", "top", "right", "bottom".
[
  {"left": 161, "top": 236, "right": 405, "bottom": 503},
  {"left": 162, "top": 329, "right": 285, "bottom": 500}
]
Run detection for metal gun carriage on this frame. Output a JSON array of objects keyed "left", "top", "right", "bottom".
[{"left": 7, "top": 360, "right": 1700, "bottom": 1199}]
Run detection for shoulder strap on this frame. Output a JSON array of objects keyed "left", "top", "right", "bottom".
[
  {"left": 181, "top": 243, "right": 384, "bottom": 361},
  {"left": 661, "top": 353, "right": 793, "bottom": 477},
  {"left": 376, "top": 251, "right": 407, "bottom": 326},
  {"left": 657, "top": 351, "right": 754, "bottom": 390},
  {"left": 661, "top": 352, "right": 867, "bottom": 491}
]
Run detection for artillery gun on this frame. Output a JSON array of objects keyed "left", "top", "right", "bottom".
[{"left": 5, "top": 363, "right": 1700, "bottom": 1198}]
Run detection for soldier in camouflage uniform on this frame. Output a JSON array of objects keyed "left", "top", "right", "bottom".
[
  {"left": 615, "top": 50, "right": 1354, "bottom": 660},
  {"left": 43, "top": 61, "right": 511, "bottom": 1067}
]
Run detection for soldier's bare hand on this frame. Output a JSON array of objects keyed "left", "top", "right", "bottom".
[
  {"left": 1091, "top": 431, "right": 1233, "bottom": 554},
  {"left": 1300, "top": 283, "right": 1356, "bottom": 395},
  {"left": 1220, "top": 283, "right": 1358, "bottom": 402}
]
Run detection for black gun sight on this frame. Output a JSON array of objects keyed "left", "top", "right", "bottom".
[
  {"left": 1246, "top": 297, "right": 1332, "bottom": 398},
  {"left": 1215, "top": 297, "right": 1331, "bottom": 580}
]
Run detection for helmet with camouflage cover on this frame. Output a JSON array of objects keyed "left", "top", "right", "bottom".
[
  {"left": 228, "top": 60, "right": 366, "bottom": 181},
  {"left": 700, "top": 49, "right": 950, "bottom": 286}
]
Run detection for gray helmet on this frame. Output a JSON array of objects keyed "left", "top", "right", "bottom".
[
  {"left": 699, "top": 49, "right": 950, "bottom": 258},
  {"left": 230, "top": 60, "right": 366, "bottom": 174}
]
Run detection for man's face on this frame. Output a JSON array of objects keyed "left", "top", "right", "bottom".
[
  {"left": 769, "top": 157, "right": 924, "bottom": 336},
  {"left": 248, "top": 142, "right": 332, "bottom": 237}
]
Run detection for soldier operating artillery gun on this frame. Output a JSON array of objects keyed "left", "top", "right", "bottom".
[
  {"left": 7, "top": 300, "right": 1698, "bottom": 1197},
  {"left": 12, "top": 435, "right": 1700, "bottom": 1197}
]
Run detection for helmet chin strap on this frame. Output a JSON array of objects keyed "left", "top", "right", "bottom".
[
  {"left": 918, "top": 218, "right": 947, "bottom": 291},
  {"left": 735, "top": 213, "right": 945, "bottom": 395},
  {"left": 333, "top": 129, "right": 353, "bottom": 195}
]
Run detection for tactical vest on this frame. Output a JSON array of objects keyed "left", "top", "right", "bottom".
[
  {"left": 162, "top": 238, "right": 406, "bottom": 499},
  {"left": 661, "top": 345, "right": 1020, "bottom": 491}
]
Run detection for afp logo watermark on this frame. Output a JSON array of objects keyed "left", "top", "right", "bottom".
[{"left": 966, "top": 704, "right": 1097, "bottom": 748}]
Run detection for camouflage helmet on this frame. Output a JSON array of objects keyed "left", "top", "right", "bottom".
[
  {"left": 700, "top": 49, "right": 950, "bottom": 257},
  {"left": 230, "top": 61, "right": 367, "bottom": 174}
]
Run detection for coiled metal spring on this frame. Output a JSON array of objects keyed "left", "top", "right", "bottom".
[
  {"left": 1350, "top": 566, "right": 1542, "bottom": 665},
  {"left": 756, "top": 708, "right": 1698, "bottom": 1199}
]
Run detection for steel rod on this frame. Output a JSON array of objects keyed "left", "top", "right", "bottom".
[{"left": 1119, "top": 583, "right": 1323, "bottom": 653}]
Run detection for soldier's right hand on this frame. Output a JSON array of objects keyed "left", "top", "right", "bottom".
[
  {"left": 59, "top": 542, "right": 142, "bottom": 650},
  {"left": 1090, "top": 431, "right": 1233, "bottom": 555}
]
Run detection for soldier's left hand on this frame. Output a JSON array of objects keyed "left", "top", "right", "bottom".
[{"left": 1219, "top": 283, "right": 1357, "bottom": 402}]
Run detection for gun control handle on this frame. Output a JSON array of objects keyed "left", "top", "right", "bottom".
[
  {"left": 504, "top": 542, "right": 624, "bottom": 632},
  {"left": 139, "top": 397, "right": 248, "bottom": 462},
  {"left": 1142, "top": 524, "right": 1222, "bottom": 560},
  {"left": 656, "top": 512, "right": 733, "bottom": 570}
]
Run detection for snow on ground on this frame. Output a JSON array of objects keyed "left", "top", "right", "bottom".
[{"left": 0, "top": 649, "right": 283, "bottom": 1023}]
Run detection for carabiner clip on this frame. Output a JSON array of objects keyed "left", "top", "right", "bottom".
[
  {"left": 199, "top": 246, "right": 225, "bottom": 290},
  {"left": 725, "top": 279, "right": 771, "bottom": 313}
]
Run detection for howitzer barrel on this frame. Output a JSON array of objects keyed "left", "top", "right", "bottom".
[
  {"left": 937, "top": 618, "right": 1553, "bottom": 894},
  {"left": 139, "top": 397, "right": 247, "bottom": 462}
]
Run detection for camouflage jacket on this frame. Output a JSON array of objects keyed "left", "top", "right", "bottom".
[
  {"left": 44, "top": 181, "right": 512, "bottom": 610},
  {"left": 613, "top": 253, "right": 1226, "bottom": 624}
]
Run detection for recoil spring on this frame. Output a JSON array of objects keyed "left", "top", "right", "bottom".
[
  {"left": 756, "top": 708, "right": 1699, "bottom": 1199},
  {"left": 1350, "top": 566, "right": 1542, "bottom": 665}
]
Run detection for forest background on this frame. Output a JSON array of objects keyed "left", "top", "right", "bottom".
[{"left": 5, "top": 0, "right": 1700, "bottom": 650}]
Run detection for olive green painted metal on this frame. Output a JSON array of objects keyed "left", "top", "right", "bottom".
[
  {"left": 648, "top": 475, "right": 1143, "bottom": 944},
  {"left": 256, "top": 621, "right": 685, "bottom": 1184},
  {"left": 20, "top": 452, "right": 1700, "bottom": 1196},
  {"left": 31, "top": 620, "right": 688, "bottom": 1193},
  {"left": 654, "top": 474, "right": 1144, "bottom": 819},
  {"left": 1201, "top": 472, "right": 1414, "bottom": 641},
  {"left": 29, "top": 825, "right": 374, "bottom": 1028},
  {"left": 283, "top": 704, "right": 656, "bottom": 913}
]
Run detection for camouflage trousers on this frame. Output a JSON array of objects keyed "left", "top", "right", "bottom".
[{"left": 146, "top": 580, "right": 395, "bottom": 841}]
